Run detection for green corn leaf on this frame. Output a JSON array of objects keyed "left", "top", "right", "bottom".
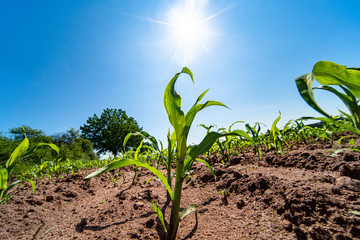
[
  {"left": 0, "top": 195, "right": 12, "bottom": 205},
  {"left": 6, "top": 135, "right": 29, "bottom": 169},
  {"left": 194, "top": 158, "right": 216, "bottom": 181},
  {"left": 26, "top": 179, "right": 36, "bottom": 193},
  {"left": 338, "top": 109, "right": 353, "bottom": 122},
  {"left": 295, "top": 73, "right": 332, "bottom": 119},
  {"left": 183, "top": 130, "right": 255, "bottom": 177},
  {"left": 38, "top": 225, "right": 56, "bottom": 240},
  {"left": 194, "top": 89, "right": 210, "bottom": 106},
  {"left": 185, "top": 100, "right": 229, "bottom": 139},
  {"left": 21, "top": 143, "right": 59, "bottom": 161},
  {"left": 152, "top": 201, "right": 167, "bottom": 232},
  {"left": 313, "top": 61, "right": 360, "bottom": 99},
  {"left": 180, "top": 204, "right": 197, "bottom": 221},
  {"left": 188, "top": 130, "right": 254, "bottom": 161},
  {"left": 349, "top": 210, "right": 360, "bottom": 216},
  {"left": 270, "top": 115, "right": 281, "bottom": 139},
  {"left": 123, "top": 132, "right": 133, "bottom": 149},
  {"left": 35, "top": 143, "right": 59, "bottom": 154},
  {"left": 308, "top": 117, "right": 360, "bottom": 136},
  {"left": 229, "top": 120, "right": 244, "bottom": 132},
  {"left": 126, "top": 131, "right": 162, "bottom": 153},
  {"left": 188, "top": 132, "right": 224, "bottom": 161},
  {"left": 142, "top": 131, "right": 161, "bottom": 152},
  {"left": 146, "top": 177, "right": 153, "bottom": 184},
  {"left": 32, "top": 223, "right": 44, "bottom": 240},
  {"left": 0, "top": 168, "right": 8, "bottom": 190},
  {"left": 32, "top": 223, "right": 55, "bottom": 240},
  {"left": 85, "top": 159, "right": 173, "bottom": 200},
  {"left": 315, "top": 85, "right": 359, "bottom": 122},
  {"left": 169, "top": 131, "right": 177, "bottom": 152},
  {"left": 134, "top": 139, "right": 144, "bottom": 160},
  {"left": 1, "top": 179, "right": 22, "bottom": 200},
  {"left": 164, "top": 67, "right": 192, "bottom": 143}
]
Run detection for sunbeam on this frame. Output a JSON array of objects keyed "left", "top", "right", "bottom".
[{"left": 101, "top": 0, "right": 234, "bottom": 66}]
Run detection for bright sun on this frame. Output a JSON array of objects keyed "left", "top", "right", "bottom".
[
  {"left": 114, "top": 0, "right": 233, "bottom": 66},
  {"left": 165, "top": 0, "right": 213, "bottom": 65}
]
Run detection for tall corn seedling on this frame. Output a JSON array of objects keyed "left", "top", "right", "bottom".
[{"left": 85, "top": 67, "right": 255, "bottom": 239}]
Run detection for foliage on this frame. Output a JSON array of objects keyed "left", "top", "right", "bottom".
[
  {"left": 296, "top": 60, "right": 360, "bottom": 135},
  {"left": 52, "top": 128, "right": 97, "bottom": 162},
  {"left": 0, "top": 129, "right": 59, "bottom": 204},
  {"left": 80, "top": 108, "right": 143, "bottom": 156}
]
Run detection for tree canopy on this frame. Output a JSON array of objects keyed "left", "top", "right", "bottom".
[{"left": 80, "top": 108, "right": 142, "bottom": 156}]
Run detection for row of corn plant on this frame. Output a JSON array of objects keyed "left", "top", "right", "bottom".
[
  {"left": 17, "top": 156, "right": 115, "bottom": 181},
  {"left": 202, "top": 112, "right": 350, "bottom": 164}
]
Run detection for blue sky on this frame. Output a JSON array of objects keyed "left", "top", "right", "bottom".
[{"left": 1, "top": 0, "right": 360, "bottom": 145}]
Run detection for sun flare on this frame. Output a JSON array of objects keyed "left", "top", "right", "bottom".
[
  {"left": 165, "top": 0, "right": 213, "bottom": 65},
  {"left": 110, "top": 0, "right": 233, "bottom": 66}
]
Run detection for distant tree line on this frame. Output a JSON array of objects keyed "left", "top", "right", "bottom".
[
  {"left": 0, "top": 126, "right": 97, "bottom": 166},
  {"left": 0, "top": 108, "right": 143, "bottom": 166}
]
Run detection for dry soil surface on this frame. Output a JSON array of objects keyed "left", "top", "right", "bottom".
[{"left": 1, "top": 140, "right": 360, "bottom": 239}]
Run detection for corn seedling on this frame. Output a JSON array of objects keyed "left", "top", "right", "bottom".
[
  {"left": 245, "top": 122, "right": 266, "bottom": 149},
  {"left": 85, "top": 67, "right": 255, "bottom": 239},
  {"left": 218, "top": 189, "right": 231, "bottom": 205},
  {"left": 32, "top": 223, "right": 56, "bottom": 240},
  {"left": 214, "top": 121, "right": 254, "bottom": 166},
  {"left": 267, "top": 114, "right": 284, "bottom": 155},
  {"left": 123, "top": 134, "right": 148, "bottom": 185}
]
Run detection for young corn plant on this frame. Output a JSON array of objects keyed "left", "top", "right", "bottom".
[
  {"left": 123, "top": 131, "right": 168, "bottom": 185},
  {"left": 85, "top": 67, "right": 254, "bottom": 240},
  {"left": 198, "top": 124, "right": 216, "bottom": 158},
  {"left": 296, "top": 60, "right": 360, "bottom": 136},
  {"left": 267, "top": 114, "right": 284, "bottom": 155},
  {"left": 0, "top": 129, "right": 59, "bottom": 204},
  {"left": 163, "top": 67, "right": 257, "bottom": 239},
  {"left": 245, "top": 122, "right": 264, "bottom": 147},
  {"left": 214, "top": 121, "right": 249, "bottom": 165}
]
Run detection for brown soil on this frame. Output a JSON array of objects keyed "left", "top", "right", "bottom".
[{"left": 1, "top": 139, "right": 360, "bottom": 240}]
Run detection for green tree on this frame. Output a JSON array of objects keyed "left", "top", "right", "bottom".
[{"left": 80, "top": 108, "right": 142, "bottom": 156}]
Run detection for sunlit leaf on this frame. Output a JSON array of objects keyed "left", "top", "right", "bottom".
[
  {"left": 180, "top": 204, "right": 197, "bottom": 221},
  {"left": 185, "top": 100, "right": 229, "bottom": 138},
  {"left": 0, "top": 168, "right": 8, "bottom": 190},
  {"left": 35, "top": 143, "right": 59, "bottom": 154},
  {"left": 295, "top": 73, "right": 332, "bottom": 118},
  {"left": 85, "top": 159, "right": 173, "bottom": 200},
  {"left": 349, "top": 210, "right": 360, "bottom": 216},
  {"left": 313, "top": 61, "right": 360, "bottom": 99},
  {"left": 6, "top": 136, "right": 29, "bottom": 169},
  {"left": 152, "top": 201, "right": 167, "bottom": 232}
]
